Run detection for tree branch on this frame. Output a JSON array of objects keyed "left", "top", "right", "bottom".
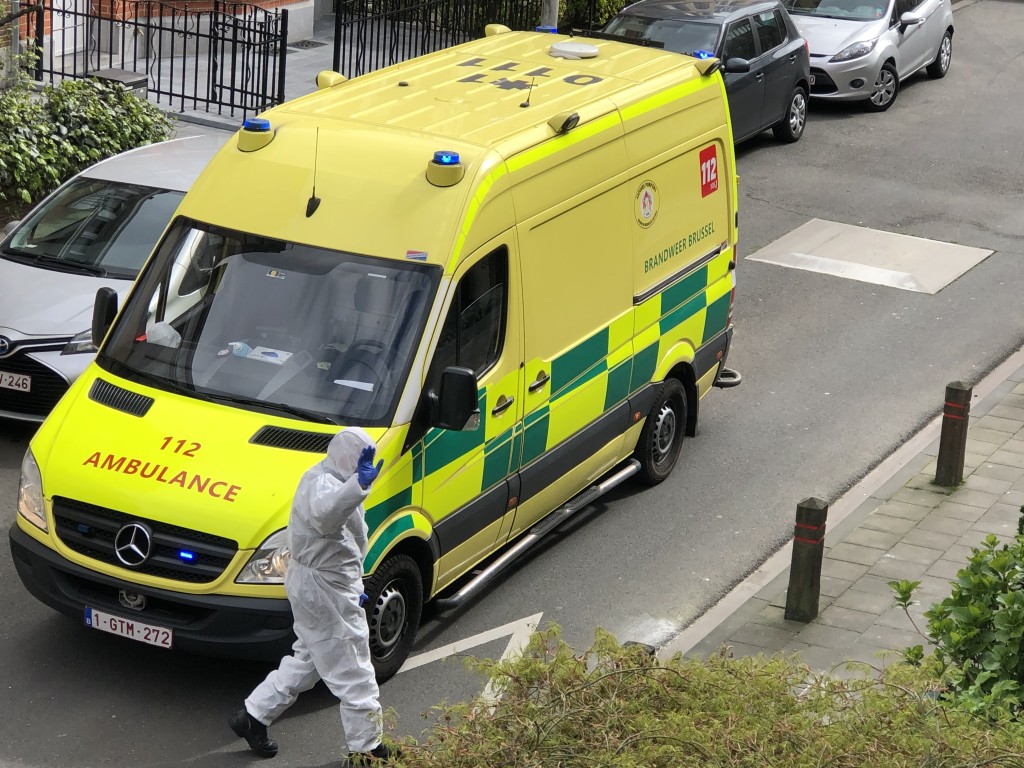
[{"left": 0, "top": 5, "right": 43, "bottom": 28}]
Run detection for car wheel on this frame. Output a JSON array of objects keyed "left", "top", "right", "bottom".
[
  {"left": 773, "top": 85, "right": 808, "bottom": 143},
  {"left": 864, "top": 62, "right": 899, "bottom": 112},
  {"left": 926, "top": 31, "right": 952, "bottom": 79},
  {"left": 634, "top": 379, "right": 687, "bottom": 485},
  {"left": 363, "top": 552, "right": 423, "bottom": 684}
]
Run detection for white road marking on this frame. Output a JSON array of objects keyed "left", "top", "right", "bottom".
[
  {"left": 397, "top": 613, "right": 544, "bottom": 676},
  {"left": 746, "top": 218, "right": 993, "bottom": 294}
]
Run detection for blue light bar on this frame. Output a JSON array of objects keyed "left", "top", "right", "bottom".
[
  {"left": 178, "top": 550, "right": 196, "bottom": 562},
  {"left": 433, "top": 150, "right": 460, "bottom": 166},
  {"left": 242, "top": 117, "right": 271, "bottom": 132},
  {"left": 694, "top": 50, "right": 714, "bottom": 60}
]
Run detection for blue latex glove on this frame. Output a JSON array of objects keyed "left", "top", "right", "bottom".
[
  {"left": 357, "top": 445, "right": 384, "bottom": 489},
  {"left": 359, "top": 592, "right": 369, "bottom": 607}
]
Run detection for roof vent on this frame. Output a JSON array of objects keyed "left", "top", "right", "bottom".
[{"left": 549, "top": 41, "right": 599, "bottom": 60}]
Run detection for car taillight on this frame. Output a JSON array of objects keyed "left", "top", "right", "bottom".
[{"left": 803, "top": 38, "right": 809, "bottom": 58}]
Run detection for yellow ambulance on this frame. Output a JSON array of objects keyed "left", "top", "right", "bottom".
[{"left": 11, "top": 28, "right": 741, "bottom": 680}]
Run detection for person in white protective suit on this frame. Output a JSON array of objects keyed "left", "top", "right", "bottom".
[{"left": 230, "top": 428, "right": 398, "bottom": 765}]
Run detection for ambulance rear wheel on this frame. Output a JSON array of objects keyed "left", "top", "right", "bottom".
[
  {"left": 363, "top": 553, "right": 422, "bottom": 684},
  {"left": 634, "top": 379, "right": 687, "bottom": 485}
]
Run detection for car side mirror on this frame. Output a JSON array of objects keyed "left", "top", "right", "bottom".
[
  {"left": 429, "top": 366, "right": 480, "bottom": 431},
  {"left": 900, "top": 11, "right": 924, "bottom": 28},
  {"left": 723, "top": 57, "right": 751, "bottom": 74},
  {"left": 92, "top": 286, "right": 118, "bottom": 348}
]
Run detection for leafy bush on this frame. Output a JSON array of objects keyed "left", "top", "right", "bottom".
[
  {"left": 892, "top": 506, "right": 1024, "bottom": 717},
  {"left": 389, "top": 626, "right": 1024, "bottom": 766},
  {"left": 559, "top": 0, "right": 629, "bottom": 29},
  {"left": 0, "top": 78, "right": 173, "bottom": 206}
]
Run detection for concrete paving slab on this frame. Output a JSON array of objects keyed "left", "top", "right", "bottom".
[
  {"left": 892, "top": 487, "right": 955, "bottom": 508},
  {"left": 818, "top": 606, "right": 880, "bottom": 633},
  {"left": 988, "top": 450, "right": 1024, "bottom": 468},
  {"left": 926, "top": 559, "right": 967, "bottom": 580},
  {"left": 963, "top": 474, "right": 1014, "bottom": 495},
  {"left": 849, "top": 573, "right": 902, "bottom": 597},
  {"left": 986, "top": 502, "right": 1024, "bottom": 521},
  {"left": 731, "top": 623, "right": 800, "bottom": 652},
  {"left": 991, "top": 405, "right": 1024, "bottom": 421},
  {"left": 843, "top": 527, "right": 902, "bottom": 550},
  {"left": 820, "top": 576, "right": 854, "bottom": 598},
  {"left": 870, "top": 557, "right": 929, "bottom": 580},
  {"left": 744, "top": 219, "right": 993, "bottom": 294},
  {"left": 860, "top": 625, "right": 925, "bottom": 651},
  {"left": 794, "top": 623, "right": 862, "bottom": 650},
  {"left": 972, "top": 463, "right": 1024, "bottom": 482},
  {"left": 948, "top": 487, "right": 1002, "bottom": 509},
  {"left": 874, "top": 500, "right": 934, "bottom": 522},
  {"left": 826, "top": 542, "right": 887, "bottom": 567},
  {"left": 971, "top": 515, "right": 1019, "bottom": 536},
  {"left": 875, "top": 604, "right": 928, "bottom": 631},
  {"left": 885, "top": 542, "right": 945, "bottom": 566},
  {"left": 901, "top": 527, "right": 959, "bottom": 551},
  {"left": 820, "top": 558, "right": 870, "bottom": 582},
  {"left": 917, "top": 514, "right": 975, "bottom": 536},
  {"left": 862, "top": 513, "right": 918, "bottom": 535},
  {"left": 914, "top": 574, "right": 957, "bottom": 599},
  {"left": 931, "top": 501, "right": 986, "bottom": 521},
  {"left": 966, "top": 427, "right": 1016, "bottom": 444},
  {"left": 834, "top": 589, "right": 894, "bottom": 614},
  {"left": 976, "top": 415, "right": 1024, "bottom": 433}
]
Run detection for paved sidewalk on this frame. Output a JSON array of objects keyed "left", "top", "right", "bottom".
[{"left": 671, "top": 352, "right": 1024, "bottom": 674}]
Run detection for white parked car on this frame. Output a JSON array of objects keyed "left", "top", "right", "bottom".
[
  {"left": 0, "top": 134, "right": 227, "bottom": 422},
  {"left": 783, "top": 0, "right": 953, "bottom": 111}
]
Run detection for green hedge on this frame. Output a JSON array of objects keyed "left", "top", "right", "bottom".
[
  {"left": 387, "top": 626, "right": 1024, "bottom": 766},
  {"left": 0, "top": 78, "right": 173, "bottom": 207}
]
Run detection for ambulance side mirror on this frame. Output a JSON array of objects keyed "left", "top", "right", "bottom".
[
  {"left": 431, "top": 366, "right": 480, "bottom": 431},
  {"left": 92, "top": 286, "right": 118, "bottom": 347}
]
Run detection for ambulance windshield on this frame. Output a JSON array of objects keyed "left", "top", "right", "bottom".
[{"left": 99, "top": 219, "right": 440, "bottom": 426}]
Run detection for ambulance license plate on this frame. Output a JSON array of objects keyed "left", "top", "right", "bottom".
[
  {"left": 0, "top": 371, "right": 31, "bottom": 392},
  {"left": 85, "top": 607, "right": 173, "bottom": 649}
]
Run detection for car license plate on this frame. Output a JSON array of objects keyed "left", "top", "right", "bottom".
[
  {"left": 0, "top": 371, "right": 31, "bottom": 392},
  {"left": 809, "top": 74, "right": 816, "bottom": 86},
  {"left": 85, "top": 607, "right": 173, "bottom": 649}
]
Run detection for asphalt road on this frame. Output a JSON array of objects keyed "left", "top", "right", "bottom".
[{"left": 2, "top": 2, "right": 1023, "bottom": 765}]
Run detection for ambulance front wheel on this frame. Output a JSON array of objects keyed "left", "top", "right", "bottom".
[
  {"left": 363, "top": 552, "right": 423, "bottom": 684},
  {"left": 634, "top": 379, "right": 687, "bottom": 485}
]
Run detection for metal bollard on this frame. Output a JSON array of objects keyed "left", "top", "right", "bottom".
[
  {"left": 784, "top": 497, "right": 829, "bottom": 623},
  {"left": 935, "top": 381, "right": 971, "bottom": 487}
]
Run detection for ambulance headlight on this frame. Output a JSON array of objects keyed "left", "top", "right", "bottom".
[
  {"left": 237, "top": 529, "right": 291, "bottom": 584},
  {"left": 61, "top": 329, "right": 98, "bottom": 355},
  {"left": 18, "top": 449, "right": 47, "bottom": 531}
]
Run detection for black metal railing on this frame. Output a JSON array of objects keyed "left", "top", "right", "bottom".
[
  {"left": 29, "top": 0, "right": 287, "bottom": 118},
  {"left": 332, "top": 0, "right": 542, "bottom": 79}
]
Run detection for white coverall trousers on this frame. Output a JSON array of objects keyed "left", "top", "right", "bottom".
[{"left": 245, "top": 561, "right": 382, "bottom": 753}]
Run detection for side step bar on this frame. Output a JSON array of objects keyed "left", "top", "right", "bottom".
[{"left": 434, "top": 459, "right": 641, "bottom": 613}]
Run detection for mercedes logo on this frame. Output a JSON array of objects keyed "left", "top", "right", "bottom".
[
  {"left": 0, "top": 336, "right": 10, "bottom": 357},
  {"left": 114, "top": 522, "right": 153, "bottom": 567}
]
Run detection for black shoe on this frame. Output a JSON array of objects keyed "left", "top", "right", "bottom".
[
  {"left": 344, "top": 742, "right": 400, "bottom": 766},
  {"left": 229, "top": 709, "right": 279, "bottom": 758}
]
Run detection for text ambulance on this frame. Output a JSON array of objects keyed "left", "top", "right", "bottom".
[{"left": 10, "top": 28, "right": 741, "bottom": 680}]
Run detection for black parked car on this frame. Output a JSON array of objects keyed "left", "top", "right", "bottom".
[{"left": 603, "top": 0, "right": 812, "bottom": 143}]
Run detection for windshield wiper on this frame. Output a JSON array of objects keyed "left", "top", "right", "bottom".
[
  {"left": 33, "top": 254, "right": 108, "bottom": 276},
  {"left": 205, "top": 392, "right": 340, "bottom": 425}
]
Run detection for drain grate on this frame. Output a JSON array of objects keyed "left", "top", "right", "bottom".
[{"left": 289, "top": 39, "right": 328, "bottom": 49}]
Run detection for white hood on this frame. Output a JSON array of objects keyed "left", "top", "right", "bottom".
[
  {"left": 0, "top": 257, "right": 125, "bottom": 337},
  {"left": 792, "top": 16, "right": 889, "bottom": 56}
]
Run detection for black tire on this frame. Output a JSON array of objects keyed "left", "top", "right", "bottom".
[
  {"left": 363, "top": 553, "right": 422, "bottom": 684},
  {"left": 926, "top": 30, "right": 952, "bottom": 79},
  {"left": 772, "top": 85, "right": 808, "bottom": 143},
  {"left": 633, "top": 379, "right": 687, "bottom": 486},
  {"left": 864, "top": 62, "right": 899, "bottom": 112}
]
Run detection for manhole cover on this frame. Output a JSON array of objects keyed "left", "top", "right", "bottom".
[
  {"left": 745, "top": 219, "right": 993, "bottom": 294},
  {"left": 289, "top": 39, "right": 327, "bottom": 49}
]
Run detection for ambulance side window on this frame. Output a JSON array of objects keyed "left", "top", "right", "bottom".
[{"left": 427, "top": 246, "right": 508, "bottom": 392}]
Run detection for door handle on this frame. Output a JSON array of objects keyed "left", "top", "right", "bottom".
[
  {"left": 755, "top": 73, "right": 764, "bottom": 81},
  {"left": 788, "top": 54, "right": 796, "bottom": 63},
  {"left": 528, "top": 370, "right": 550, "bottom": 393},
  {"left": 491, "top": 394, "right": 514, "bottom": 416}
]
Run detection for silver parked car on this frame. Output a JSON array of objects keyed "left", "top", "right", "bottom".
[
  {"left": 0, "top": 134, "right": 226, "bottom": 422},
  {"left": 783, "top": 0, "right": 953, "bottom": 111}
]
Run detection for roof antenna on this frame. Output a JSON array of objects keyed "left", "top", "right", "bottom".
[
  {"left": 519, "top": 77, "right": 537, "bottom": 108},
  {"left": 306, "top": 127, "right": 321, "bottom": 218}
]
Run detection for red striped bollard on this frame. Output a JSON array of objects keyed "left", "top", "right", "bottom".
[
  {"left": 784, "top": 497, "right": 829, "bottom": 623},
  {"left": 935, "top": 381, "right": 972, "bottom": 487}
]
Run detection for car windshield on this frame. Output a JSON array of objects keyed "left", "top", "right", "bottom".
[
  {"left": 1, "top": 177, "right": 184, "bottom": 279},
  {"left": 783, "top": 0, "right": 888, "bottom": 21},
  {"left": 602, "top": 14, "right": 720, "bottom": 57},
  {"left": 99, "top": 219, "right": 440, "bottom": 427}
]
